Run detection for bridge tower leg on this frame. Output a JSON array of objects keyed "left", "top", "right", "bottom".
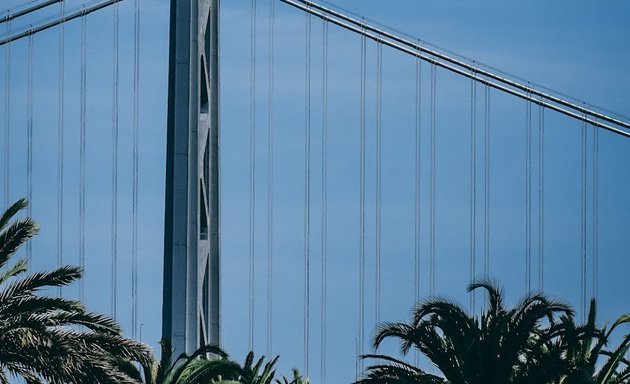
[{"left": 163, "top": 0, "right": 220, "bottom": 354}]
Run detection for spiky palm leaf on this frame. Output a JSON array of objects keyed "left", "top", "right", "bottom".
[
  {"left": 238, "top": 351, "right": 279, "bottom": 384},
  {"left": 558, "top": 300, "right": 630, "bottom": 384},
  {"left": 361, "top": 279, "right": 576, "bottom": 384},
  {"left": 275, "top": 368, "right": 309, "bottom": 384},
  {"left": 356, "top": 354, "right": 445, "bottom": 384},
  {"left": 138, "top": 339, "right": 241, "bottom": 384},
  {"left": 0, "top": 199, "right": 153, "bottom": 383}
]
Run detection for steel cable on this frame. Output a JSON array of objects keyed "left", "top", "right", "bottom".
[
  {"left": 413, "top": 53, "right": 421, "bottom": 367},
  {"left": 1, "top": 0, "right": 63, "bottom": 24},
  {"left": 320, "top": 16, "right": 328, "bottom": 384},
  {"left": 538, "top": 105, "right": 545, "bottom": 292},
  {"left": 79, "top": 13, "right": 87, "bottom": 302},
  {"left": 248, "top": 0, "right": 256, "bottom": 352},
  {"left": 429, "top": 63, "right": 436, "bottom": 296},
  {"left": 469, "top": 74, "right": 477, "bottom": 311},
  {"left": 57, "top": 2, "right": 66, "bottom": 286},
  {"left": 131, "top": 0, "right": 140, "bottom": 339},
  {"left": 27, "top": 32, "right": 33, "bottom": 263},
  {"left": 375, "top": 41, "right": 382, "bottom": 328},
  {"left": 3, "top": 19, "right": 9, "bottom": 208},
  {"left": 303, "top": 9, "right": 312, "bottom": 375},
  {"left": 525, "top": 97, "right": 532, "bottom": 293},
  {"left": 484, "top": 84, "right": 490, "bottom": 282},
  {"left": 580, "top": 116, "right": 588, "bottom": 321},
  {"left": 0, "top": 1, "right": 126, "bottom": 47},
  {"left": 281, "top": 0, "right": 630, "bottom": 136},
  {"left": 267, "top": 0, "right": 275, "bottom": 359},
  {"left": 358, "top": 29, "right": 367, "bottom": 373},
  {"left": 592, "top": 124, "right": 599, "bottom": 301},
  {"left": 111, "top": 2, "right": 120, "bottom": 319}
]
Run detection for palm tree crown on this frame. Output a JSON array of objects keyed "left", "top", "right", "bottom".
[
  {"left": 0, "top": 198, "right": 153, "bottom": 383},
  {"left": 557, "top": 299, "right": 629, "bottom": 384},
  {"left": 140, "top": 339, "right": 242, "bottom": 384},
  {"left": 359, "top": 280, "right": 577, "bottom": 384}
]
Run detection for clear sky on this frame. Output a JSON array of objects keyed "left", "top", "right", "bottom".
[{"left": 2, "top": 1, "right": 630, "bottom": 383}]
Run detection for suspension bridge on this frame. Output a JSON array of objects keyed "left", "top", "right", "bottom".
[{"left": 1, "top": 1, "right": 629, "bottom": 383}]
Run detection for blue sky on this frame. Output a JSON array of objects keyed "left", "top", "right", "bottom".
[{"left": 2, "top": 0, "right": 630, "bottom": 383}]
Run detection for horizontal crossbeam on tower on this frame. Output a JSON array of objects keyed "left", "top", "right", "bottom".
[
  {"left": 0, "top": 0, "right": 123, "bottom": 46},
  {"left": 280, "top": 0, "right": 630, "bottom": 138},
  {"left": 1, "top": 0, "right": 63, "bottom": 24}
]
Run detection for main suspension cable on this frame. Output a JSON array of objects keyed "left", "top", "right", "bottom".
[
  {"left": 0, "top": 0, "right": 126, "bottom": 47},
  {"left": 1, "top": 0, "right": 63, "bottom": 24},
  {"left": 303, "top": 9, "right": 312, "bottom": 375},
  {"left": 281, "top": 0, "right": 630, "bottom": 136}
]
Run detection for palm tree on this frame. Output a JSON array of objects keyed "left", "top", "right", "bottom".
[
  {"left": 275, "top": 368, "right": 309, "bottom": 384},
  {"left": 358, "top": 280, "right": 576, "bottom": 384},
  {"left": 0, "top": 198, "right": 153, "bottom": 383},
  {"left": 140, "top": 339, "right": 242, "bottom": 384},
  {"left": 139, "top": 339, "right": 309, "bottom": 384},
  {"left": 219, "top": 351, "right": 279, "bottom": 384},
  {"left": 557, "top": 299, "right": 630, "bottom": 384}
]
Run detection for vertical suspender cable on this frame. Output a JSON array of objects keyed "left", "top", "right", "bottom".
[
  {"left": 592, "top": 124, "right": 598, "bottom": 301},
  {"left": 525, "top": 97, "right": 532, "bottom": 292},
  {"left": 248, "top": 0, "right": 256, "bottom": 352},
  {"left": 3, "top": 19, "right": 9, "bottom": 208},
  {"left": 79, "top": 13, "right": 87, "bottom": 302},
  {"left": 413, "top": 56, "right": 421, "bottom": 306},
  {"left": 538, "top": 106, "right": 545, "bottom": 291},
  {"left": 538, "top": 105, "right": 545, "bottom": 292},
  {"left": 111, "top": 2, "right": 120, "bottom": 319},
  {"left": 413, "top": 53, "right": 421, "bottom": 367},
  {"left": 469, "top": 74, "right": 476, "bottom": 312},
  {"left": 267, "top": 0, "right": 275, "bottom": 358},
  {"left": 358, "top": 29, "right": 366, "bottom": 373},
  {"left": 57, "top": 2, "right": 65, "bottom": 282},
  {"left": 580, "top": 115, "right": 588, "bottom": 321},
  {"left": 320, "top": 17, "right": 328, "bottom": 384},
  {"left": 27, "top": 32, "right": 33, "bottom": 263},
  {"left": 429, "top": 63, "right": 436, "bottom": 296},
  {"left": 131, "top": 0, "right": 141, "bottom": 339},
  {"left": 484, "top": 85, "right": 490, "bottom": 282},
  {"left": 303, "top": 8, "right": 312, "bottom": 375},
  {"left": 375, "top": 41, "right": 382, "bottom": 327}
]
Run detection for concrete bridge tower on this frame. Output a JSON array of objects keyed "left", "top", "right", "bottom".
[{"left": 163, "top": 0, "right": 220, "bottom": 354}]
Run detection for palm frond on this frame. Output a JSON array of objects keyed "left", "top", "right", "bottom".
[
  {"left": 0, "top": 198, "right": 28, "bottom": 233},
  {"left": 0, "top": 217, "right": 38, "bottom": 270},
  {"left": 0, "top": 258, "right": 27, "bottom": 286},
  {"left": 0, "top": 265, "right": 82, "bottom": 304}
]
